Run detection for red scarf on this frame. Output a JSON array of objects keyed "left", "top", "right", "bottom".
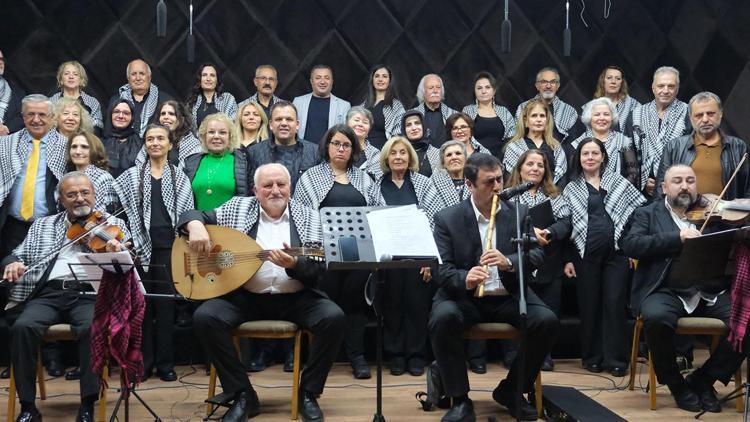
[{"left": 728, "top": 244, "right": 750, "bottom": 353}]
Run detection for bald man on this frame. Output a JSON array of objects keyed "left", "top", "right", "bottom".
[{"left": 109, "top": 59, "right": 172, "bottom": 137}]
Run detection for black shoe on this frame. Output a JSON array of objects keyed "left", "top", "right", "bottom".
[
  {"left": 407, "top": 358, "right": 425, "bottom": 376},
  {"left": 686, "top": 372, "right": 721, "bottom": 413},
  {"left": 75, "top": 404, "right": 94, "bottom": 422},
  {"left": 298, "top": 389, "right": 324, "bottom": 421},
  {"left": 283, "top": 351, "right": 295, "bottom": 373},
  {"left": 492, "top": 380, "right": 538, "bottom": 421},
  {"left": 141, "top": 368, "right": 152, "bottom": 382},
  {"left": 350, "top": 355, "right": 371, "bottom": 379},
  {"left": 65, "top": 367, "right": 81, "bottom": 381},
  {"left": 583, "top": 362, "right": 602, "bottom": 373},
  {"left": 541, "top": 355, "right": 554, "bottom": 372},
  {"left": 468, "top": 359, "right": 486, "bottom": 374},
  {"left": 248, "top": 351, "right": 273, "bottom": 372},
  {"left": 667, "top": 381, "right": 702, "bottom": 412},
  {"left": 224, "top": 388, "right": 261, "bottom": 421},
  {"left": 390, "top": 356, "right": 406, "bottom": 376},
  {"left": 1, "top": 367, "right": 10, "bottom": 379},
  {"left": 609, "top": 366, "right": 627, "bottom": 377},
  {"left": 46, "top": 360, "right": 65, "bottom": 377},
  {"left": 157, "top": 369, "right": 177, "bottom": 382},
  {"left": 441, "top": 398, "right": 475, "bottom": 422},
  {"left": 15, "top": 408, "right": 42, "bottom": 422}
]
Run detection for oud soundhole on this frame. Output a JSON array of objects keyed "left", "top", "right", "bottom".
[
  {"left": 206, "top": 273, "right": 217, "bottom": 283},
  {"left": 216, "top": 251, "right": 235, "bottom": 269}
]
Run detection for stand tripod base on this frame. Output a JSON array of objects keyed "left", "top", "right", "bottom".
[
  {"left": 110, "top": 382, "right": 162, "bottom": 422},
  {"left": 372, "top": 414, "right": 386, "bottom": 421}
]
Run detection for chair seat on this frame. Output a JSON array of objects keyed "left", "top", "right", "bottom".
[
  {"left": 43, "top": 324, "right": 75, "bottom": 341},
  {"left": 232, "top": 320, "right": 299, "bottom": 336},
  {"left": 463, "top": 322, "right": 518, "bottom": 339},
  {"left": 676, "top": 317, "right": 728, "bottom": 334}
]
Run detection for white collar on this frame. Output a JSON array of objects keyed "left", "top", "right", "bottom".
[{"left": 260, "top": 204, "right": 290, "bottom": 224}]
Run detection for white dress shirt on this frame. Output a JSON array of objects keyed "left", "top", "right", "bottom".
[{"left": 471, "top": 196, "right": 508, "bottom": 296}]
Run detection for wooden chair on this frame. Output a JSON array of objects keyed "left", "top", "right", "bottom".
[
  {"left": 628, "top": 316, "right": 744, "bottom": 411},
  {"left": 6, "top": 324, "right": 108, "bottom": 422},
  {"left": 464, "top": 323, "right": 544, "bottom": 417},
  {"left": 206, "top": 320, "right": 303, "bottom": 420}
]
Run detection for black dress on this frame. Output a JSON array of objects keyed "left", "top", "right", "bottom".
[
  {"left": 368, "top": 102, "right": 388, "bottom": 150},
  {"left": 473, "top": 115, "right": 506, "bottom": 157}
]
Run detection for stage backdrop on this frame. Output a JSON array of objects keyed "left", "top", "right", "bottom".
[{"left": 2, "top": 0, "right": 749, "bottom": 140}]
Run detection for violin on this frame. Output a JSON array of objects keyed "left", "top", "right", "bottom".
[
  {"left": 686, "top": 194, "right": 750, "bottom": 227},
  {"left": 67, "top": 210, "right": 126, "bottom": 252}
]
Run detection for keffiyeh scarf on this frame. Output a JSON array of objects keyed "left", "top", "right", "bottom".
[
  {"left": 135, "top": 132, "right": 203, "bottom": 169},
  {"left": 191, "top": 92, "right": 239, "bottom": 123},
  {"left": 0, "top": 77, "right": 10, "bottom": 122},
  {"left": 631, "top": 100, "right": 689, "bottom": 188},
  {"left": 516, "top": 96, "right": 578, "bottom": 138},
  {"left": 513, "top": 189, "right": 570, "bottom": 220},
  {"left": 462, "top": 103, "right": 516, "bottom": 140},
  {"left": 503, "top": 139, "right": 567, "bottom": 184},
  {"left": 294, "top": 161, "right": 385, "bottom": 209},
  {"left": 430, "top": 170, "right": 468, "bottom": 208},
  {"left": 119, "top": 83, "right": 160, "bottom": 137},
  {"left": 571, "top": 130, "right": 634, "bottom": 176},
  {"left": 376, "top": 171, "right": 444, "bottom": 227},
  {"left": 215, "top": 196, "right": 322, "bottom": 244},
  {"left": 84, "top": 165, "right": 117, "bottom": 210},
  {"left": 50, "top": 91, "right": 103, "bottom": 130}
]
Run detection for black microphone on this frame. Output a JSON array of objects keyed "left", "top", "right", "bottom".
[
  {"left": 563, "top": 0, "right": 571, "bottom": 56},
  {"left": 498, "top": 182, "right": 534, "bottom": 200},
  {"left": 500, "top": 0, "right": 511, "bottom": 53},
  {"left": 156, "top": 0, "right": 167, "bottom": 38}
]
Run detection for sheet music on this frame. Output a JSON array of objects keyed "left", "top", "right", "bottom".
[
  {"left": 73, "top": 251, "right": 145, "bottom": 293},
  {"left": 366, "top": 205, "right": 442, "bottom": 264}
]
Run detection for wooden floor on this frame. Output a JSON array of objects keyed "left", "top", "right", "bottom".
[{"left": 1, "top": 351, "right": 747, "bottom": 421}]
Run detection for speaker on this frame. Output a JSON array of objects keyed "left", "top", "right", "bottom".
[{"left": 541, "top": 385, "right": 626, "bottom": 421}]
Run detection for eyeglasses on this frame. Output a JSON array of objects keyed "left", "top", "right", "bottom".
[
  {"left": 255, "top": 76, "right": 277, "bottom": 82},
  {"left": 328, "top": 141, "right": 352, "bottom": 150},
  {"left": 481, "top": 176, "right": 503, "bottom": 186},
  {"left": 536, "top": 79, "right": 559, "bottom": 86},
  {"left": 451, "top": 125, "right": 470, "bottom": 132}
]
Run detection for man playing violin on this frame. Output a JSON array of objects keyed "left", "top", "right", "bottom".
[
  {"left": 621, "top": 164, "right": 748, "bottom": 413},
  {"left": 2, "top": 171, "right": 129, "bottom": 422},
  {"left": 429, "top": 153, "right": 558, "bottom": 422},
  {"left": 176, "top": 163, "right": 345, "bottom": 422}
]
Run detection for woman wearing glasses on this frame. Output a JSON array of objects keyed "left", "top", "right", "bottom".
[{"left": 444, "top": 112, "right": 491, "bottom": 158}]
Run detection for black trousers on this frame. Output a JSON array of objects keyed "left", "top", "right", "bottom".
[
  {"left": 318, "top": 270, "right": 370, "bottom": 361},
  {"left": 9, "top": 285, "right": 99, "bottom": 403},
  {"left": 382, "top": 268, "right": 431, "bottom": 363},
  {"left": 642, "top": 290, "right": 746, "bottom": 386},
  {"left": 575, "top": 248, "right": 629, "bottom": 368},
  {"left": 193, "top": 289, "right": 345, "bottom": 395},
  {"left": 141, "top": 247, "right": 176, "bottom": 373},
  {"left": 429, "top": 291, "right": 558, "bottom": 397}
]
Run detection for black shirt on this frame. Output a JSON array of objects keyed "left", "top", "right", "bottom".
[
  {"left": 424, "top": 107, "right": 446, "bottom": 147},
  {"left": 132, "top": 91, "right": 148, "bottom": 132},
  {"left": 195, "top": 94, "right": 219, "bottom": 129},
  {"left": 524, "top": 137, "right": 556, "bottom": 177},
  {"left": 474, "top": 115, "right": 506, "bottom": 157},
  {"left": 305, "top": 96, "right": 331, "bottom": 145},
  {"left": 368, "top": 102, "right": 388, "bottom": 149},
  {"left": 320, "top": 182, "right": 367, "bottom": 208},
  {"left": 584, "top": 182, "right": 614, "bottom": 255},
  {"left": 149, "top": 177, "right": 176, "bottom": 249},
  {"left": 411, "top": 140, "right": 433, "bottom": 177},
  {"left": 380, "top": 173, "right": 418, "bottom": 206},
  {"left": 246, "top": 139, "right": 319, "bottom": 192},
  {"left": 104, "top": 135, "right": 142, "bottom": 179}
]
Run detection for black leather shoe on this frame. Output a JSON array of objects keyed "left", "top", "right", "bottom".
[
  {"left": 15, "top": 408, "right": 42, "bottom": 422},
  {"left": 157, "top": 369, "right": 177, "bottom": 382},
  {"left": 75, "top": 404, "right": 94, "bottom": 422},
  {"left": 609, "top": 366, "right": 627, "bottom": 377},
  {"left": 441, "top": 398, "right": 475, "bottom": 422},
  {"left": 687, "top": 373, "right": 721, "bottom": 413},
  {"left": 350, "top": 356, "right": 371, "bottom": 379},
  {"left": 65, "top": 367, "right": 81, "bottom": 381},
  {"left": 1, "top": 367, "right": 10, "bottom": 379},
  {"left": 248, "top": 351, "right": 273, "bottom": 372},
  {"left": 667, "top": 382, "right": 702, "bottom": 412},
  {"left": 492, "top": 381, "right": 538, "bottom": 421},
  {"left": 46, "top": 360, "right": 65, "bottom": 377},
  {"left": 407, "top": 358, "right": 425, "bottom": 376},
  {"left": 298, "top": 389, "right": 324, "bottom": 421},
  {"left": 583, "top": 362, "right": 602, "bottom": 373},
  {"left": 283, "top": 351, "right": 295, "bottom": 373},
  {"left": 541, "top": 355, "right": 554, "bottom": 372},
  {"left": 390, "top": 356, "right": 406, "bottom": 376},
  {"left": 468, "top": 360, "right": 486, "bottom": 374},
  {"left": 223, "top": 388, "right": 260, "bottom": 421}
]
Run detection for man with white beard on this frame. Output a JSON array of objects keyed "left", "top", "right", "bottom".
[{"left": 411, "top": 74, "right": 458, "bottom": 148}]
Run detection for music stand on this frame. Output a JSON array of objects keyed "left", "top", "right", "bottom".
[{"left": 320, "top": 207, "right": 438, "bottom": 422}]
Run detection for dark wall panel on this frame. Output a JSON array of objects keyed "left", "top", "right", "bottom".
[{"left": 1, "top": 0, "right": 749, "bottom": 139}]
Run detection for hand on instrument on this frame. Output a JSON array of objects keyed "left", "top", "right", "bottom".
[
  {"left": 679, "top": 228, "right": 701, "bottom": 242},
  {"left": 629, "top": 258, "right": 638, "bottom": 269},
  {"left": 0, "top": 124, "right": 9, "bottom": 136},
  {"left": 105, "top": 239, "right": 124, "bottom": 252},
  {"left": 465, "top": 266, "right": 489, "bottom": 290},
  {"left": 420, "top": 267, "right": 432, "bottom": 283},
  {"left": 3, "top": 262, "right": 27, "bottom": 282},
  {"left": 267, "top": 242, "right": 297, "bottom": 269},
  {"left": 564, "top": 262, "right": 576, "bottom": 278},
  {"left": 480, "top": 248, "right": 511, "bottom": 271},
  {"left": 645, "top": 178, "right": 656, "bottom": 196},
  {"left": 186, "top": 221, "right": 212, "bottom": 256},
  {"left": 534, "top": 227, "right": 550, "bottom": 246}
]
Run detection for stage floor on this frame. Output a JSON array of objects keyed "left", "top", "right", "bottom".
[{"left": 1, "top": 351, "right": 746, "bottom": 421}]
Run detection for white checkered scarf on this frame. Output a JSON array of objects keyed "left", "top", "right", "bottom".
[
  {"left": 118, "top": 83, "right": 160, "bottom": 137},
  {"left": 0, "top": 77, "right": 10, "bottom": 122},
  {"left": 631, "top": 99, "right": 689, "bottom": 188},
  {"left": 430, "top": 170, "right": 468, "bottom": 208},
  {"left": 238, "top": 93, "right": 284, "bottom": 110},
  {"left": 113, "top": 160, "right": 194, "bottom": 267},
  {"left": 503, "top": 139, "right": 567, "bottom": 184},
  {"left": 376, "top": 171, "right": 443, "bottom": 228},
  {"left": 8, "top": 212, "right": 130, "bottom": 303},
  {"left": 563, "top": 173, "right": 645, "bottom": 257},
  {"left": 215, "top": 196, "right": 322, "bottom": 244},
  {"left": 84, "top": 165, "right": 117, "bottom": 210},
  {"left": 468, "top": 137, "right": 492, "bottom": 155},
  {"left": 513, "top": 189, "right": 570, "bottom": 220},
  {"left": 50, "top": 91, "right": 104, "bottom": 130},
  {"left": 413, "top": 102, "right": 458, "bottom": 124},
  {"left": 360, "top": 141, "right": 383, "bottom": 180},
  {"left": 571, "top": 130, "right": 634, "bottom": 176},
  {"left": 364, "top": 99, "right": 407, "bottom": 138},
  {"left": 462, "top": 103, "right": 517, "bottom": 140},
  {"left": 293, "top": 161, "right": 385, "bottom": 209},
  {"left": 135, "top": 132, "right": 203, "bottom": 169},
  {"left": 191, "top": 92, "right": 239, "bottom": 124},
  {"left": 614, "top": 95, "right": 639, "bottom": 133},
  {"left": 516, "top": 96, "right": 578, "bottom": 138},
  {"left": 0, "top": 129, "right": 67, "bottom": 208}
]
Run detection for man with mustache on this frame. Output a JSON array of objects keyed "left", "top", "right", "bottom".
[
  {"left": 655, "top": 92, "right": 749, "bottom": 200},
  {"left": 293, "top": 64, "right": 351, "bottom": 146},
  {"left": 178, "top": 163, "right": 346, "bottom": 422},
  {"left": 411, "top": 73, "right": 457, "bottom": 148},
  {"left": 2, "top": 172, "right": 129, "bottom": 422},
  {"left": 110, "top": 59, "right": 172, "bottom": 137},
  {"left": 238, "top": 64, "right": 285, "bottom": 118},
  {"left": 620, "top": 164, "right": 748, "bottom": 413}
]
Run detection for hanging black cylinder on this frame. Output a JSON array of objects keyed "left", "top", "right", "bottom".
[{"left": 156, "top": 0, "right": 167, "bottom": 38}]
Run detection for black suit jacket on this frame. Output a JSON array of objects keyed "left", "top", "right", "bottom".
[{"left": 432, "top": 198, "right": 544, "bottom": 302}]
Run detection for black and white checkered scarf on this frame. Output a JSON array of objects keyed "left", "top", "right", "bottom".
[
  {"left": 50, "top": 91, "right": 104, "bottom": 130},
  {"left": 376, "top": 170, "right": 444, "bottom": 227},
  {"left": 83, "top": 165, "right": 117, "bottom": 210},
  {"left": 360, "top": 141, "right": 383, "bottom": 180},
  {"left": 360, "top": 99, "right": 407, "bottom": 138},
  {"left": 214, "top": 196, "right": 322, "bottom": 244},
  {"left": 118, "top": 83, "right": 161, "bottom": 137},
  {"left": 135, "top": 132, "right": 203, "bottom": 169},
  {"left": 412, "top": 102, "right": 458, "bottom": 124},
  {"left": 631, "top": 99, "right": 689, "bottom": 188},
  {"left": 191, "top": 92, "right": 239, "bottom": 123},
  {"left": 8, "top": 211, "right": 130, "bottom": 303},
  {"left": 513, "top": 189, "right": 570, "bottom": 220},
  {"left": 113, "top": 160, "right": 194, "bottom": 267},
  {"left": 430, "top": 170, "right": 469, "bottom": 208},
  {"left": 468, "top": 137, "right": 492, "bottom": 155},
  {"left": 571, "top": 130, "right": 634, "bottom": 176},
  {"left": 294, "top": 161, "right": 385, "bottom": 209},
  {"left": 238, "top": 93, "right": 284, "bottom": 110},
  {"left": 516, "top": 96, "right": 578, "bottom": 138},
  {"left": 563, "top": 173, "right": 645, "bottom": 257},
  {"left": 462, "top": 103, "right": 517, "bottom": 140},
  {"left": 503, "top": 139, "right": 567, "bottom": 184},
  {"left": 0, "top": 129, "right": 67, "bottom": 208},
  {"left": 613, "top": 95, "right": 640, "bottom": 133},
  {"left": 0, "top": 77, "right": 10, "bottom": 123}
]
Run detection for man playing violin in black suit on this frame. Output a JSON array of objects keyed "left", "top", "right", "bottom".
[
  {"left": 177, "top": 163, "right": 345, "bottom": 422},
  {"left": 620, "top": 164, "right": 749, "bottom": 413},
  {"left": 2, "top": 171, "right": 129, "bottom": 422}
]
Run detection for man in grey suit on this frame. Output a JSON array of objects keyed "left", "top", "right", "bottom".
[{"left": 293, "top": 64, "right": 350, "bottom": 145}]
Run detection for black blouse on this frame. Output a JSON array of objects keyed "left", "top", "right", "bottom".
[
  {"left": 149, "top": 177, "right": 176, "bottom": 249},
  {"left": 473, "top": 115, "right": 506, "bottom": 157},
  {"left": 380, "top": 173, "right": 417, "bottom": 206},
  {"left": 584, "top": 182, "right": 614, "bottom": 255},
  {"left": 368, "top": 102, "right": 388, "bottom": 150},
  {"left": 320, "top": 181, "right": 367, "bottom": 208}
]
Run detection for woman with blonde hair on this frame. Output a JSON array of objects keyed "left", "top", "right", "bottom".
[
  {"left": 54, "top": 97, "right": 93, "bottom": 139},
  {"left": 235, "top": 100, "right": 269, "bottom": 148},
  {"left": 50, "top": 60, "right": 103, "bottom": 131}
]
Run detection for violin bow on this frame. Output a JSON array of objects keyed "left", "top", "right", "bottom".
[{"left": 699, "top": 153, "right": 748, "bottom": 234}]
